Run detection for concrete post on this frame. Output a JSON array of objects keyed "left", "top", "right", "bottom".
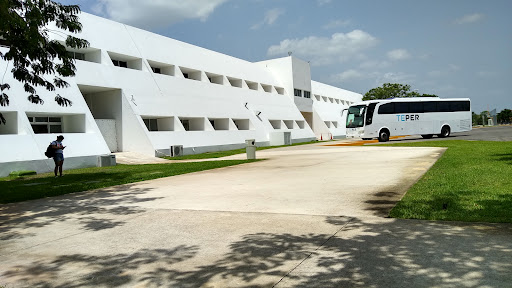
[{"left": 245, "top": 139, "right": 256, "bottom": 160}]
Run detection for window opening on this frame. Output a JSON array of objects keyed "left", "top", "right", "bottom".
[
  {"left": 28, "top": 116, "right": 62, "bottom": 134},
  {"left": 143, "top": 119, "right": 159, "bottom": 131},
  {"left": 112, "top": 59, "right": 128, "bottom": 68},
  {"left": 67, "top": 51, "right": 85, "bottom": 61},
  {"left": 181, "top": 119, "right": 190, "bottom": 131},
  {"left": 274, "top": 87, "right": 285, "bottom": 95}
]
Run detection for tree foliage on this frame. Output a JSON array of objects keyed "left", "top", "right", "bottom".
[
  {"left": 0, "top": 0, "right": 89, "bottom": 124},
  {"left": 363, "top": 83, "right": 438, "bottom": 101},
  {"left": 497, "top": 109, "right": 512, "bottom": 124}
]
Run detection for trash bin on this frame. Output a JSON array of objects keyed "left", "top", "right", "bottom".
[{"left": 245, "top": 139, "right": 256, "bottom": 159}]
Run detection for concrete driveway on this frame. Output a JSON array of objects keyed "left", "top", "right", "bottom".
[{"left": 1, "top": 144, "right": 511, "bottom": 287}]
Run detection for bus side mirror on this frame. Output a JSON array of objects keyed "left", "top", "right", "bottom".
[{"left": 341, "top": 108, "right": 348, "bottom": 117}]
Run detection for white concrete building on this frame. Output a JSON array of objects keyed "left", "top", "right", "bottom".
[{"left": 0, "top": 13, "right": 362, "bottom": 176}]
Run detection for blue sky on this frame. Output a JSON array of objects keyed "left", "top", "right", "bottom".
[{"left": 62, "top": 0, "right": 511, "bottom": 113}]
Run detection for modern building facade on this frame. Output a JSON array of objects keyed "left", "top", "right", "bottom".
[{"left": 0, "top": 13, "right": 362, "bottom": 176}]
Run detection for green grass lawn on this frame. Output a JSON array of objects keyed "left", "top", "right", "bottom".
[
  {"left": 387, "top": 140, "right": 512, "bottom": 223},
  {"left": 0, "top": 160, "right": 257, "bottom": 204},
  {"left": 163, "top": 140, "right": 320, "bottom": 160}
]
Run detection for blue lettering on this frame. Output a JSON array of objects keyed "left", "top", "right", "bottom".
[{"left": 397, "top": 114, "right": 420, "bottom": 121}]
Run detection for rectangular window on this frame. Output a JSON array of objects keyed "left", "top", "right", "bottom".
[
  {"left": 294, "top": 89, "right": 302, "bottom": 97},
  {"left": 112, "top": 59, "right": 128, "bottom": 68},
  {"left": 143, "top": 119, "right": 158, "bottom": 131},
  {"left": 67, "top": 51, "right": 85, "bottom": 61},
  {"left": 28, "top": 116, "right": 62, "bottom": 134},
  {"left": 304, "top": 91, "right": 311, "bottom": 98}
]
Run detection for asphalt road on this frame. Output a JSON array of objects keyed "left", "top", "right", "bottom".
[{"left": 385, "top": 125, "right": 512, "bottom": 143}]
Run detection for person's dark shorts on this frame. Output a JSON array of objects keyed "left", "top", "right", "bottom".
[{"left": 53, "top": 153, "right": 64, "bottom": 163}]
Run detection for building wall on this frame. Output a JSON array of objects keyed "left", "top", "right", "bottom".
[{"left": 0, "top": 12, "right": 362, "bottom": 176}]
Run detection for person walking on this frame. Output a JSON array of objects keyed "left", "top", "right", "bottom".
[{"left": 51, "top": 135, "right": 66, "bottom": 177}]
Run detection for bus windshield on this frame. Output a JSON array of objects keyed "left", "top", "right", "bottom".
[{"left": 346, "top": 105, "right": 366, "bottom": 128}]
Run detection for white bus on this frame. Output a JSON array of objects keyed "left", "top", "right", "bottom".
[{"left": 345, "top": 97, "right": 472, "bottom": 142}]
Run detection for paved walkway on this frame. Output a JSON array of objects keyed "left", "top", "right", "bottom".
[{"left": 1, "top": 144, "right": 511, "bottom": 287}]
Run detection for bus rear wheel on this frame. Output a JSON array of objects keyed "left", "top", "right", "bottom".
[
  {"left": 378, "top": 130, "right": 390, "bottom": 142},
  {"left": 421, "top": 134, "right": 433, "bottom": 139},
  {"left": 438, "top": 126, "right": 450, "bottom": 138}
]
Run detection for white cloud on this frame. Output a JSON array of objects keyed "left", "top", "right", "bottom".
[
  {"left": 448, "top": 64, "right": 460, "bottom": 71},
  {"left": 317, "top": 0, "right": 332, "bottom": 6},
  {"left": 427, "top": 64, "right": 461, "bottom": 77},
  {"left": 375, "top": 72, "right": 416, "bottom": 85},
  {"left": 267, "top": 30, "right": 378, "bottom": 65},
  {"left": 387, "top": 49, "right": 411, "bottom": 61},
  {"left": 454, "top": 13, "right": 484, "bottom": 25},
  {"left": 251, "top": 8, "right": 285, "bottom": 30},
  {"left": 359, "top": 60, "right": 390, "bottom": 69},
  {"left": 477, "top": 71, "right": 495, "bottom": 78},
  {"left": 427, "top": 70, "right": 443, "bottom": 78},
  {"left": 331, "top": 69, "right": 364, "bottom": 82},
  {"left": 92, "top": 0, "right": 230, "bottom": 29},
  {"left": 322, "top": 19, "right": 351, "bottom": 29}
]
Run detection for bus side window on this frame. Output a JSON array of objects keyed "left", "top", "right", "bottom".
[
  {"left": 410, "top": 102, "right": 424, "bottom": 113},
  {"left": 438, "top": 102, "right": 450, "bottom": 112},
  {"left": 463, "top": 101, "right": 471, "bottom": 111},
  {"left": 395, "top": 102, "right": 410, "bottom": 114},
  {"left": 378, "top": 103, "right": 394, "bottom": 114},
  {"left": 423, "top": 102, "right": 437, "bottom": 113}
]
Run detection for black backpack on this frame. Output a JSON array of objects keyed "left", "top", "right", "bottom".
[{"left": 45, "top": 144, "right": 55, "bottom": 158}]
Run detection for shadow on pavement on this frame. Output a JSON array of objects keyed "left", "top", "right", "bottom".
[
  {"left": 3, "top": 216, "right": 511, "bottom": 287},
  {"left": 0, "top": 183, "right": 161, "bottom": 242}
]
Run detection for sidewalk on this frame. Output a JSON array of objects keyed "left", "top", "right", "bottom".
[{"left": 1, "top": 144, "right": 511, "bottom": 287}]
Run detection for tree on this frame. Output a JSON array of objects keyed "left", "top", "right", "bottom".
[
  {"left": 472, "top": 112, "right": 482, "bottom": 126},
  {"left": 0, "top": 0, "right": 89, "bottom": 124},
  {"left": 497, "top": 109, "right": 512, "bottom": 124},
  {"left": 480, "top": 111, "right": 489, "bottom": 125},
  {"left": 363, "top": 83, "right": 438, "bottom": 101}
]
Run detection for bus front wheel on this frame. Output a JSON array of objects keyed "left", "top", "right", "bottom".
[
  {"left": 378, "top": 130, "right": 390, "bottom": 142},
  {"left": 438, "top": 126, "right": 450, "bottom": 138}
]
